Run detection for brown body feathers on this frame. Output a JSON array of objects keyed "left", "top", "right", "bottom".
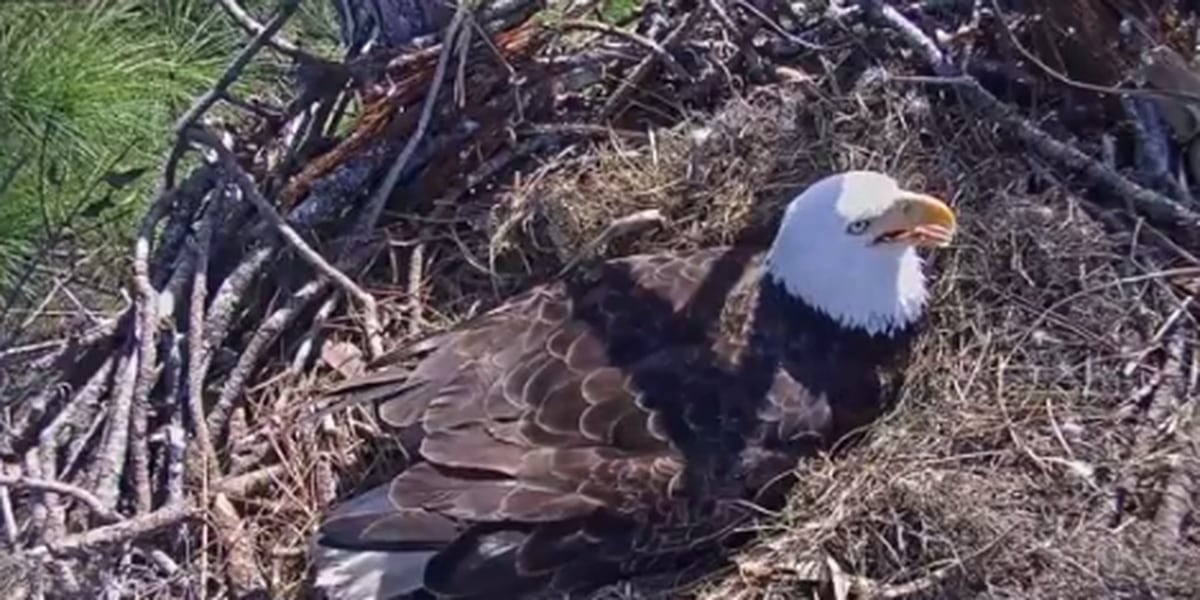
[{"left": 312, "top": 246, "right": 917, "bottom": 599}]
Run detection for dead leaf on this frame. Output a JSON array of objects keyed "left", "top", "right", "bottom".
[{"left": 321, "top": 340, "right": 364, "bottom": 378}]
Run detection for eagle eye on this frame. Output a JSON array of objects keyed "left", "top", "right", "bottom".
[{"left": 846, "top": 219, "right": 871, "bottom": 235}]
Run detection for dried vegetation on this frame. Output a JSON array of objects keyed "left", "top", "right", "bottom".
[{"left": 2, "top": 0, "right": 1200, "bottom": 598}]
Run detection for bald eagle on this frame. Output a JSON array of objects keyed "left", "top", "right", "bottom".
[{"left": 310, "top": 171, "right": 957, "bottom": 599}]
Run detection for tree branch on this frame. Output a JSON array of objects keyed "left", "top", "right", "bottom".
[
  {"left": 188, "top": 127, "right": 384, "bottom": 359},
  {"left": 215, "top": 0, "right": 307, "bottom": 59},
  {"left": 0, "top": 476, "right": 121, "bottom": 525},
  {"left": 173, "top": 0, "right": 303, "bottom": 137},
  {"left": 861, "top": 1, "right": 1200, "bottom": 232}
]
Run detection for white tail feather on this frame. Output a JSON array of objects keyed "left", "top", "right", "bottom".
[{"left": 312, "top": 544, "right": 436, "bottom": 599}]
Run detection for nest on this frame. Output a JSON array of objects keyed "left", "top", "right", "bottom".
[{"left": 2, "top": 1, "right": 1199, "bottom": 598}]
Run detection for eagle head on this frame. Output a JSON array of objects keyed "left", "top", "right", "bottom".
[{"left": 765, "top": 170, "right": 957, "bottom": 336}]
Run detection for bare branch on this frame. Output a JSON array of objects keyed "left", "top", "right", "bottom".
[
  {"left": 92, "top": 344, "right": 138, "bottom": 510},
  {"left": 173, "top": 0, "right": 303, "bottom": 137},
  {"left": 0, "top": 476, "right": 121, "bottom": 524},
  {"left": 188, "top": 127, "right": 384, "bottom": 359},
  {"left": 185, "top": 192, "right": 222, "bottom": 486},
  {"left": 357, "top": 6, "right": 469, "bottom": 239},
  {"left": 24, "top": 503, "right": 195, "bottom": 559},
  {"left": 215, "top": 0, "right": 307, "bottom": 59},
  {"left": 602, "top": 7, "right": 708, "bottom": 118},
  {"left": 557, "top": 19, "right": 691, "bottom": 81}
]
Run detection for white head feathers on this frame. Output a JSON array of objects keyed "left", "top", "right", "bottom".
[{"left": 764, "top": 171, "right": 957, "bottom": 336}]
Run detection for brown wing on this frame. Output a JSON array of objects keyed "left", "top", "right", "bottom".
[{"left": 315, "top": 247, "right": 767, "bottom": 597}]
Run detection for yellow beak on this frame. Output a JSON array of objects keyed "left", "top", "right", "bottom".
[{"left": 868, "top": 192, "right": 957, "bottom": 248}]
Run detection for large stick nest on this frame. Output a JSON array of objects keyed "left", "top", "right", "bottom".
[{"left": 2, "top": 0, "right": 1200, "bottom": 598}]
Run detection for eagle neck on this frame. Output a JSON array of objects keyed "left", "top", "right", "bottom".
[{"left": 755, "top": 278, "right": 917, "bottom": 359}]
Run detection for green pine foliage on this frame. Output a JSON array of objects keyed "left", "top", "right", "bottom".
[{"left": 0, "top": 0, "right": 340, "bottom": 282}]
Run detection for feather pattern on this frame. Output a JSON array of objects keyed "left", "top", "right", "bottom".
[{"left": 312, "top": 246, "right": 917, "bottom": 599}]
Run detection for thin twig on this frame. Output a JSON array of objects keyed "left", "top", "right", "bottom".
[
  {"left": 174, "top": 0, "right": 302, "bottom": 137},
  {"left": 190, "top": 127, "right": 385, "bottom": 359},
  {"left": 92, "top": 343, "right": 138, "bottom": 510},
  {"left": 24, "top": 503, "right": 195, "bottom": 559},
  {"left": 0, "top": 476, "right": 121, "bottom": 524},
  {"left": 356, "top": 6, "right": 469, "bottom": 239},
  {"left": 602, "top": 7, "right": 709, "bottom": 118},
  {"left": 557, "top": 19, "right": 691, "bottom": 80},
  {"left": 215, "top": 0, "right": 307, "bottom": 59}
]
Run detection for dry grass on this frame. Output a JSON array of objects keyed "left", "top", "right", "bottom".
[{"left": 218, "top": 74, "right": 1199, "bottom": 598}]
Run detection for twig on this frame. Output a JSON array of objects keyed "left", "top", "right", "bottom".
[
  {"left": 557, "top": 209, "right": 666, "bottom": 276},
  {"left": 215, "top": 0, "right": 306, "bottom": 59},
  {"left": 24, "top": 503, "right": 195, "bottom": 559},
  {"left": 602, "top": 7, "right": 709, "bottom": 118},
  {"left": 92, "top": 343, "right": 138, "bottom": 510},
  {"left": 206, "top": 241, "right": 375, "bottom": 440},
  {"left": 202, "top": 246, "right": 274, "bottom": 361},
  {"left": 0, "top": 338, "right": 68, "bottom": 362},
  {"left": 28, "top": 315, "right": 123, "bottom": 372},
  {"left": 1154, "top": 328, "right": 1196, "bottom": 546},
  {"left": 407, "top": 242, "right": 426, "bottom": 336},
  {"left": 129, "top": 386, "right": 153, "bottom": 514},
  {"left": 0, "top": 466, "right": 16, "bottom": 549},
  {"left": 517, "top": 123, "right": 649, "bottom": 141},
  {"left": 128, "top": 153, "right": 185, "bottom": 516},
  {"left": 214, "top": 465, "right": 286, "bottom": 498},
  {"left": 160, "top": 333, "right": 186, "bottom": 507},
  {"left": 212, "top": 493, "right": 265, "bottom": 595},
  {"left": 207, "top": 278, "right": 329, "bottom": 439},
  {"left": 557, "top": 19, "right": 691, "bottom": 81},
  {"left": 36, "top": 356, "right": 115, "bottom": 539},
  {"left": 185, "top": 192, "right": 221, "bottom": 486},
  {"left": 0, "top": 476, "right": 122, "bottom": 524},
  {"left": 20, "top": 451, "right": 48, "bottom": 541},
  {"left": 190, "top": 127, "right": 385, "bottom": 359},
  {"left": 863, "top": 1, "right": 1200, "bottom": 232},
  {"left": 173, "top": 0, "right": 302, "bottom": 137},
  {"left": 356, "top": 6, "right": 469, "bottom": 238}
]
